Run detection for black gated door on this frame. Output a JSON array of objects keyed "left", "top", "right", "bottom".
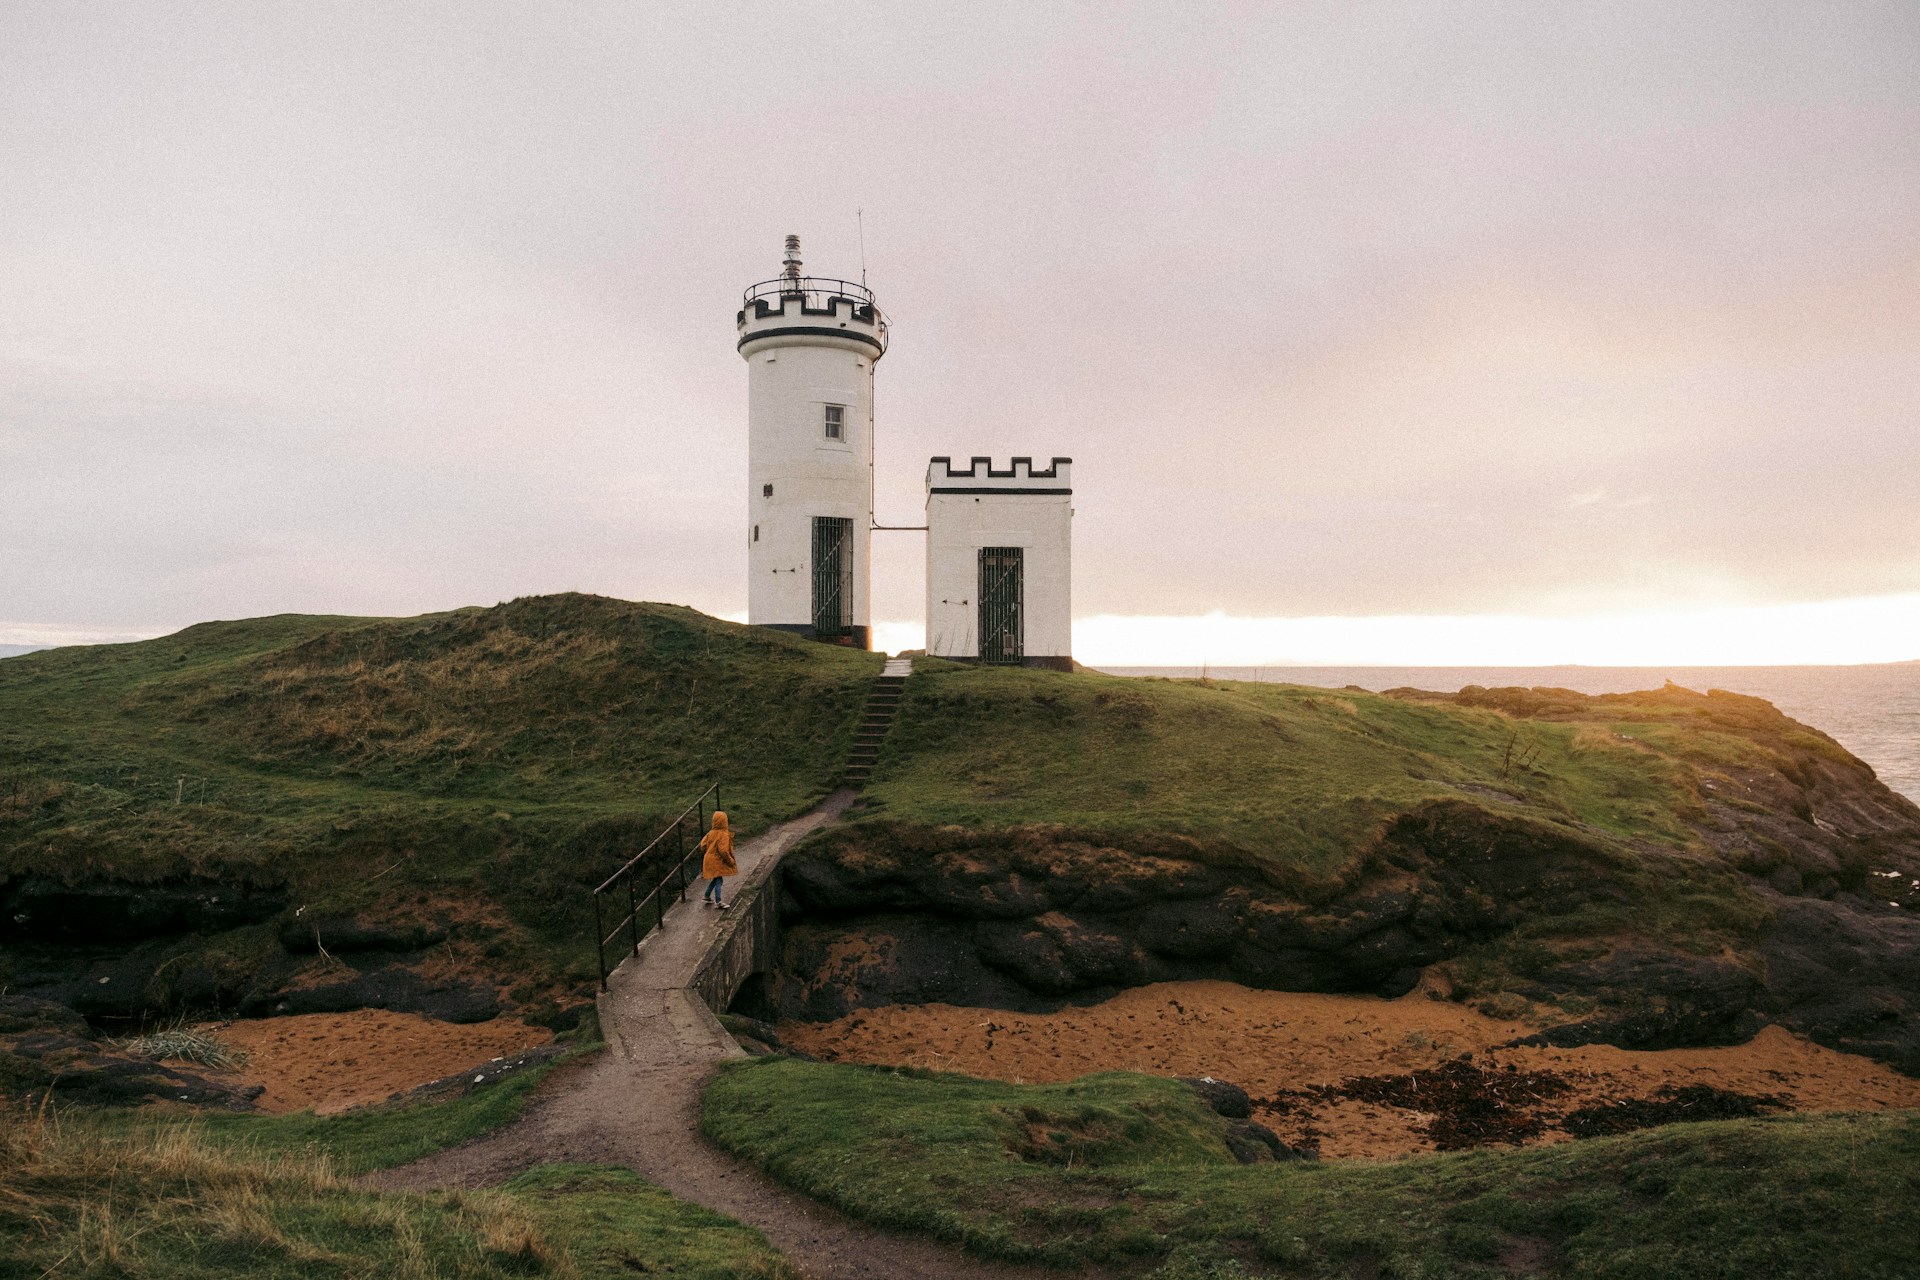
[
  {"left": 811, "top": 516, "right": 853, "bottom": 637},
  {"left": 977, "top": 546, "right": 1024, "bottom": 664}
]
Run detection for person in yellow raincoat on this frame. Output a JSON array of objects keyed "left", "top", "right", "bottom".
[{"left": 699, "top": 811, "right": 737, "bottom": 909}]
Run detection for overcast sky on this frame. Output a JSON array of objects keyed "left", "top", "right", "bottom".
[{"left": 3, "top": 2, "right": 1916, "bottom": 661}]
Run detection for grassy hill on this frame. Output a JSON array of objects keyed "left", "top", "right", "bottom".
[
  {"left": 705, "top": 1056, "right": 1920, "bottom": 1279},
  {"left": 6, "top": 599, "right": 1917, "bottom": 1054},
  {"left": 0, "top": 594, "right": 879, "bottom": 1014},
  {"left": 864, "top": 661, "right": 1883, "bottom": 873},
  {"left": 5, "top": 608, "right": 1917, "bottom": 1274},
  {"left": 777, "top": 661, "right": 1920, "bottom": 1062}
]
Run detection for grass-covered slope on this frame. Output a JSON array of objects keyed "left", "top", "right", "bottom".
[
  {"left": 2, "top": 593, "right": 879, "bottom": 864},
  {"left": 776, "top": 663, "right": 1920, "bottom": 1063},
  {"left": 865, "top": 663, "right": 1888, "bottom": 875},
  {"left": 3, "top": 1103, "right": 795, "bottom": 1279},
  {"left": 0, "top": 594, "right": 879, "bottom": 1017},
  {"left": 706, "top": 1056, "right": 1920, "bottom": 1279}
]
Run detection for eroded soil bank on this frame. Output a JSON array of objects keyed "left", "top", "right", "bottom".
[{"left": 778, "top": 979, "right": 1920, "bottom": 1160}]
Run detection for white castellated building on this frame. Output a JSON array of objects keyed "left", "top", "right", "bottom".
[
  {"left": 924, "top": 457, "right": 1073, "bottom": 669},
  {"left": 737, "top": 237, "right": 1072, "bottom": 666},
  {"left": 737, "top": 236, "right": 885, "bottom": 648}
]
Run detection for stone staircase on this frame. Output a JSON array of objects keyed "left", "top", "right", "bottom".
[{"left": 842, "top": 657, "right": 911, "bottom": 789}]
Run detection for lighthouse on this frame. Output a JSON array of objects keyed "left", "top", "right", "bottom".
[{"left": 737, "top": 236, "right": 886, "bottom": 648}]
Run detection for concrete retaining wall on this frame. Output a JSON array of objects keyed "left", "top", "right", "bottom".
[{"left": 689, "top": 845, "right": 783, "bottom": 1016}]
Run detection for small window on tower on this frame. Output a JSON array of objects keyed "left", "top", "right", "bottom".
[
  {"left": 763, "top": 483, "right": 773, "bottom": 498},
  {"left": 823, "top": 404, "right": 844, "bottom": 440}
]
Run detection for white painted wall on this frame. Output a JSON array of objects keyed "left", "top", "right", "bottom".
[
  {"left": 925, "top": 457, "right": 1072, "bottom": 663},
  {"left": 738, "top": 290, "right": 884, "bottom": 640}
]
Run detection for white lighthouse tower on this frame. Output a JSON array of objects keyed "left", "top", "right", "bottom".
[{"left": 737, "top": 236, "right": 887, "bottom": 648}]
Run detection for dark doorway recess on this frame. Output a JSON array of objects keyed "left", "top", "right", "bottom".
[
  {"left": 978, "top": 546, "right": 1024, "bottom": 664},
  {"left": 812, "top": 516, "right": 854, "bottom": 638}
]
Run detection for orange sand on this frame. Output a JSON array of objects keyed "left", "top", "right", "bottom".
[
  {"left": 779, "top": 980, "right": 1920, "bottom": 1159},
  {"left": 206, "top": 1010, "right": 552, "bottom": 1114}
]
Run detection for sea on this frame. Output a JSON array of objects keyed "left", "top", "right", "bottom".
[{"left": 1096, "top": 663, "right": 1920, "bottom": 807}]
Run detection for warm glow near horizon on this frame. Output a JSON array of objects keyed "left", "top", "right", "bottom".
[{"left": 870, "top": 592, "right": 1920, "bottom": 668}]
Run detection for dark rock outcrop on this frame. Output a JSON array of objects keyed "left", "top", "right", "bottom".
[
  {"left": 770, "top": 722, "right": 1920, "bottom": 1074},
  {"left": 1177, "top": 1079, "right": 1315, "bottom": 1162},
  {"left": 1182, "top": 1076, "right": 1252, "bottom": 1119},
  {"left": 2, "top": 874, "right": 286, "bottom": 941},
  {"left": 277, "top": 914, "right": 450, "bottom": 955},
  {"left": 37, "top": 1054, "right": 264, "bottom": 1109},
  {"left": 271, "top": 965, "right": 500, "bottom": 1023},
  {"left": 2, "top": 876, "right": 504, "bottom": 1035},
  {"left": 0, "top": 995, "right": 94, "bottom": 1039},
  {"left": 1223, "top": 1119, "right": 1313, "bottom": 1163},
  {"left": 771, "top": 807, "right": 1633, "bottom": 1022},
  {"left": 1503, "top": 947, "right": 1763, "bottom": 1051},
  {"left": 392, "top": 1044, "right": 568, "bottom": 1105},
  {"left": 0, "top": 999, "right": 261, "bottom": 1109},
  {"left": 1760, "top": 895, "right": 1920, "bottom": 1074}
]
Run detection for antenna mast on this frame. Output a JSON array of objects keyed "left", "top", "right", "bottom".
[{"left": 857, "top": 209, "right": 867, "bottom": 286}]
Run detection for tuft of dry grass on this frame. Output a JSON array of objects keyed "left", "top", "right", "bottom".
[
  {"left": 0, "top": 1100, "right": 574, "bottom": 1278},
  {"left": 110, "top": 1017, "right": 251, "bottom": 1070}
]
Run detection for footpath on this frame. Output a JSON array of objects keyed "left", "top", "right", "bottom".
[{"left": 371, "top": 664, "right": 1061, "bottom": 1278}]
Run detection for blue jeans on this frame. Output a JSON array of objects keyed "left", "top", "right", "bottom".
[{"left": 703, "top": 876, "right": 725, "bottom": 904}]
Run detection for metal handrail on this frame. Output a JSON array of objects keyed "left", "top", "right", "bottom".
[
  {"left": 592, "top": 782, "right": 721, "bottom": 990},
  {"left": 741, "top": 275, "right": 879, "bottom": 309}
]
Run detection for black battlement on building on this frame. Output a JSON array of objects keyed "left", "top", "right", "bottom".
[{"left": 929, "top": 456, "right": 1073, "bottom": 480}]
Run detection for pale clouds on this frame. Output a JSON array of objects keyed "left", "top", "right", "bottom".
[{"left": 1, "top": 2, "right": 1916, "bottom": 656}]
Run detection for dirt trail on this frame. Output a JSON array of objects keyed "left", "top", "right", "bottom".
[{"left": 367, "top": 790, "right": 1061, "bottom": 1280}]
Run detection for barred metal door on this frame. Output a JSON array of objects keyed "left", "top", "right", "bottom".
[
  {"left": 811, "top": 516, "right": 853, "bottom": 636},
  {"left": 977, "top": 546, "right": 1023, "bottom": 664}
]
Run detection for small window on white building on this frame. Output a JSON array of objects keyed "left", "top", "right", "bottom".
[{"left": 824, "top": 404, "right": 844, "bottom": 440}]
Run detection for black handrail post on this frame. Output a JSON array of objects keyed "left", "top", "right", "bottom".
[
  {"left": 593, "top": 890, "right": 607, "bottom": 991},
  {"left": 677, "top": 816, "right": 689, "bottom": 902},
  {"left": 626, "top": 866, "right": 638, "bottom": 957}
]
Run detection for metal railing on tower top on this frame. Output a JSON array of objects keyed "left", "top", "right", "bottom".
[{"left": 741, "top": 275, "right": 880, "bottom": 310}]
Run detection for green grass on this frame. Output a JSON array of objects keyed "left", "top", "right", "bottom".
[
  {"left": 2, "top": 1101, "right": 794, "bottom": 1279},
  {"left": 0, "top": 593, "right": 881, "bottom": 999},
  {"left": 705, "top": 1056, "right": 1920, "bottom": 1278},
  {"left": 85, "top": 1047, "right": 591, "bottom": 1175},
  {"left": 862, "top": 665, "right": 1759, "bottom": 874},
  {"left": 8, "top": 1045, "right": 795, "bottom": 1278},
  {"left": 505, "top": 1164, "right": 796, "bottom": 1279},
  {"left": 821, "top": 664, "right": 1833, "bottom": 992}
]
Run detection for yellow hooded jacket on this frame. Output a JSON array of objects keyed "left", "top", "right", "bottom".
[{"left": 700, "top": 811, "right": 737, "bottom": 879}]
